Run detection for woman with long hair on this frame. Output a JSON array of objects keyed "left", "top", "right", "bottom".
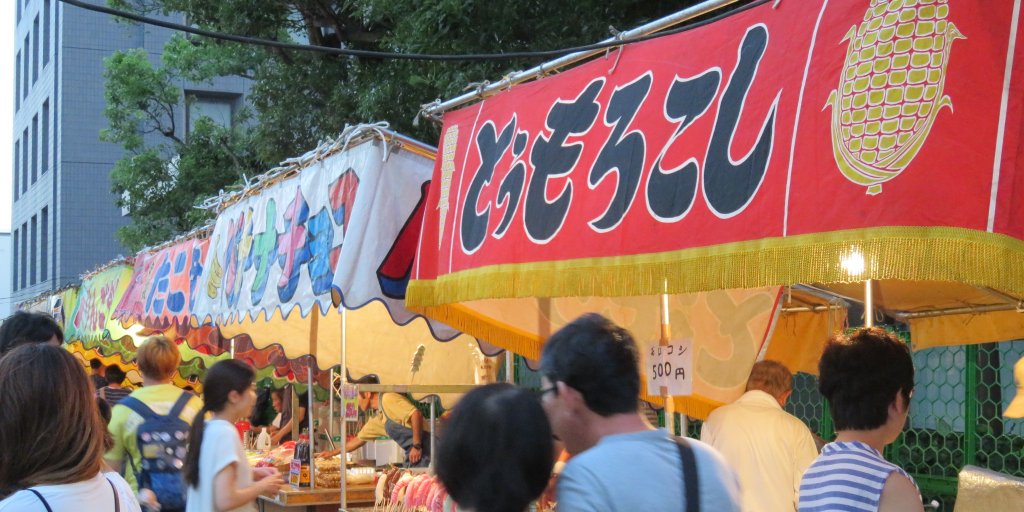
[
  {"left": 0, "top": 344, "right": 141, "bottom": 511},
  {"left": 184, "top": 360, "right": 284, "bottom": 512}
]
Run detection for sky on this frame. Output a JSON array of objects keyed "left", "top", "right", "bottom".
[{"left": 1, "top": 9, "right": 13, "bottom": 233}]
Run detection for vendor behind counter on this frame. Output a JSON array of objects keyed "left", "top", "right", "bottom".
[{"left": 322, "top": 374, "right": 431, "bottom": 467}]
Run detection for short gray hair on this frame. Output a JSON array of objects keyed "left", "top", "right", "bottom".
[{"left": 745, "top": 360, "right": 793, "bottom": 397}]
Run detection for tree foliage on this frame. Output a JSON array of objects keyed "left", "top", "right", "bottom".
[{"left": 104, "top": 0, "right": 699, "bottom": 250}]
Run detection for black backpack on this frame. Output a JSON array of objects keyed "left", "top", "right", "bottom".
[{"left": 119, "top": 392, "right": 194, "bottom": 510}]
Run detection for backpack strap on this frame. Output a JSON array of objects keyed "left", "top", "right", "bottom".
[
  {"left": 168, "top": 391, "right": 195, "bottom": 419},
  {"left": 118, "top": 396, "right": 159, "bottom": 422},
  {"left": 674, "top": 436, "right": 700, "bottom": 512},
  {"left": 26, "top": 489, "right": 53, "bottom": 512}
]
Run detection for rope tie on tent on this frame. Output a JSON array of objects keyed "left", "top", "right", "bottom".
[
  {"left": 607, "top": 27, "right": 627, "bottom": 74},
  {"left": 338, "top": 122, "right": 392, "bottom": 161}
]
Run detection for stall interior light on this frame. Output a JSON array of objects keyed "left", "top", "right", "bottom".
[{"left": 841, "top": 250, "right": 865, "bottom": 277}]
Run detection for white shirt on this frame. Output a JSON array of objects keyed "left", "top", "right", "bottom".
[
  {"left": 186, "top": 419, "right": 255, "bottom": 512},
  {"left": 0, "top": 472, "right": 142, "bottom": 512},
  {"left": 701, "top": 390, "right": 818, "bottom": 512}
]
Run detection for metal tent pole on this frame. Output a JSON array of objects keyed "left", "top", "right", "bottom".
[{"left": 422, "top": 0, "right": 745, "bottom": 119}]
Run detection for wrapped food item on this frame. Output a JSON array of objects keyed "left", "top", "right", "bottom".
[
  {"left": 255, "top": 441, "right": 295, "bottom": 472},
  {"left": 314, "top": 457, "right": 343, "bottom": 488}
]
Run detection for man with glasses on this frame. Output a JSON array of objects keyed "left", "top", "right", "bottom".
[{"left": 539, "top": 313, "right": 741, "bottom": 512}]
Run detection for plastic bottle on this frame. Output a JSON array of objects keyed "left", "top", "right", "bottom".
[
  {"left": 289, "top": 430, "right": 311, "bottom": 487},
  {"left": 256, "top": 427, "right": 271, "bottom": 451},
  {"left": 290, "top": 434, "right": 304, "bottom": 486}
]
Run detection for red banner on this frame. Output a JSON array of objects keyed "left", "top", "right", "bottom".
[{"left": 411, "top": 0, "right": 1024, "bottom": 303}]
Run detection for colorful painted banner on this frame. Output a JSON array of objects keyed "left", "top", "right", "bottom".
[
  {"left": 410, "top": 0, "right": 1024, "bottom": 307},
  {"left": 66, "top": 265, "right": 139, "bottom": 344},
  {"left": 114, "top": 238, "right": 209, "bottom": 327},
  {"left": 193, "top": 135, "right": 458, "bottom": 341}
]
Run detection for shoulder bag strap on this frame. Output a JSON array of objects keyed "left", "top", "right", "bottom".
[
  {"left": 104, "top": 476, "right": 121, "bottom": 512},
  {"left": 674, "top": 436, "right": 700, "bottom": 512},
  {"left": 25, "top": 489, "right": 54, "bottom": 512}
]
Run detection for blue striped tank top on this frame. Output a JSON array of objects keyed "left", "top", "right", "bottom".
[{"left": 798, "top": 441, "right": 917, "bottom": 512}]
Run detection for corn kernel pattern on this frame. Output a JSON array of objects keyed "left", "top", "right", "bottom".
[{"left": 827, "top": 0, "right": 963, "bottom": 195}]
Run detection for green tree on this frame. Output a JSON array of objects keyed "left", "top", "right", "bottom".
[{"left": 104, "top": 0, "right": 702, "bottom": 250}]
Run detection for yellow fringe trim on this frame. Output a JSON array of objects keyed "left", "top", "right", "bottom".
[
  {"left": 409, "top": 226, "right": 1024, "bottom": 307},
  {"left": 416, "top": 303, "right": 544, "bottom": 360},
  {"left": 644, "top": 394, "right": 725, "bottom": 422}
]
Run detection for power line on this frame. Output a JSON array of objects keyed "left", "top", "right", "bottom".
[{"left": 59, "top": 0, "right": 700, "bottom": 62}]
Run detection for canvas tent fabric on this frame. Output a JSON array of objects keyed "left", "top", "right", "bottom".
[{"left": 408, "top": 0, "right": 1024, "bottom": 418}]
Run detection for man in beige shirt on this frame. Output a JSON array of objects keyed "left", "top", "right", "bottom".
[{"left": 701, "top": 360, "right": 818, "bottom": 512}]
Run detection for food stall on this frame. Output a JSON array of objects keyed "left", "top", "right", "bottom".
[{"left": 184, "top": 125, "right": 488, "bottom": 510}]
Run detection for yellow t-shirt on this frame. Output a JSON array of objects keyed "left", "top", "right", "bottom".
[
  {"left": 105, "top": 384, "right": 203, "bottom": 491},
  {"left": 356, "top": 393, "right": 430, "bottom": 441}
]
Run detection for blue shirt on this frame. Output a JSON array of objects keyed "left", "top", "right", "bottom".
[
  {"left": 799, "top": 441, "right": 919, "bottom": 512},
  {"left": 556, "top": 429, "right": 742, "bottom": 512}
]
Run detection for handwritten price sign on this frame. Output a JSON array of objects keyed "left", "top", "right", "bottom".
[{"left": 645, "top": 339, "right": 693, "bottom": 396}]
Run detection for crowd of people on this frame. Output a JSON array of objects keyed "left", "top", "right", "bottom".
[
  {"left": 0, "top": 309, "right": 925, "bottom": 512},
  {"left": 433, "top": 314, "right": 925, "bottom": 512}
]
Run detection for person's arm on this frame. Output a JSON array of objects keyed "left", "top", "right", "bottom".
[
  {"left": 271, "top": 418, "right": 294, "bottom": 444},
  {"left": 213, "top": 462, "right": 284, "bottom": 511},
  {"left": 408, "top": 408, "right": 425, "bottom": 463},
  {"left": 878, "top": 472, "right": 924, "bottom": 512},
  {"left": 104, "top": 404, "right": 129, "bottom": 474}
]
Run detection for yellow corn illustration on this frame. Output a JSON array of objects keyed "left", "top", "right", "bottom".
[{"left": 826, "top": 0, "right": 963, "bottom": 195}]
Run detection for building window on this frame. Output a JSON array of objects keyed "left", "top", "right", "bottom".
[
  {"left": 42, "top": 100, "right": 49, "bottom": 173},
  {"left": 15, "top": 51, "right": 21, "bottom": 111},
  {"left": 43, "top": 0, "right": 51, "bottom": 67},
  {"left": 21, "top": 128, "right": 28, "bottom": 194},
  {"left": 186, "top": 94, "right": 235, "bottom": 137},
  {"left": 20, "top": 223, "right": 27, "bottom": 290},
  {"left": 12, "top": 229, "right": 18, "bottom": 292},
  {"left": 13, "top": 140, "right": 19, "bottom": 200},
  {"left": 30, "top": 215, "right": 37, "bottom": 286},
  {"left": 22, "top": 35, "right": 29, "bottom": 99},
  {"left": 32, "top": 16, "right": 39, "bottom": 83},
  {"left": 42, "top": 98, "right": 49, "bottom": 173},
  {"left": 41, "top": 207, "right": 48, "bottom": 282},
  {"left": 31, "top": 114, "right": 38, "bottom": 184}
]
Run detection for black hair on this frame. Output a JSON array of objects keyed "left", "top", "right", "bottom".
[
  {"left": 0, "top": 311, "right": 64, "bottom": 357},
  {"left": 818, "top": 327, "right": 915, "bottom": 431},
  {"left": 96, "top": 397, "right": 112, "bottom": 424},
  {"left": 105, "top": 365, "right": 126, "bottom": 385},
  {"left": 90, "top": 359, "right": 102, "bottom": 370},
  {"left": 436, "top": 383, "right": 553, "bottom": 512},
  {"left": 346, "top": 370, "right": 380, "bottom": 385},
  {"left": 540, "top": 313, "right": 640, "bottom": 416},
  {"left": 183, "top": 359, "right": 255, "bottom": 487}
]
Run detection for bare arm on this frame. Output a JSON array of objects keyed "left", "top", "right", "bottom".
[
  {"left": 213, "top": 461, "right": 284, "bottom": 511},
  {"left": 316, "top": 437, "right": 366, "bottom": 459},
  {"left": 878, "top": 472, "right": 924, "bottom": 512},
  {"left": 410, "top": 409, "right": 424, "bottom": 446}
]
